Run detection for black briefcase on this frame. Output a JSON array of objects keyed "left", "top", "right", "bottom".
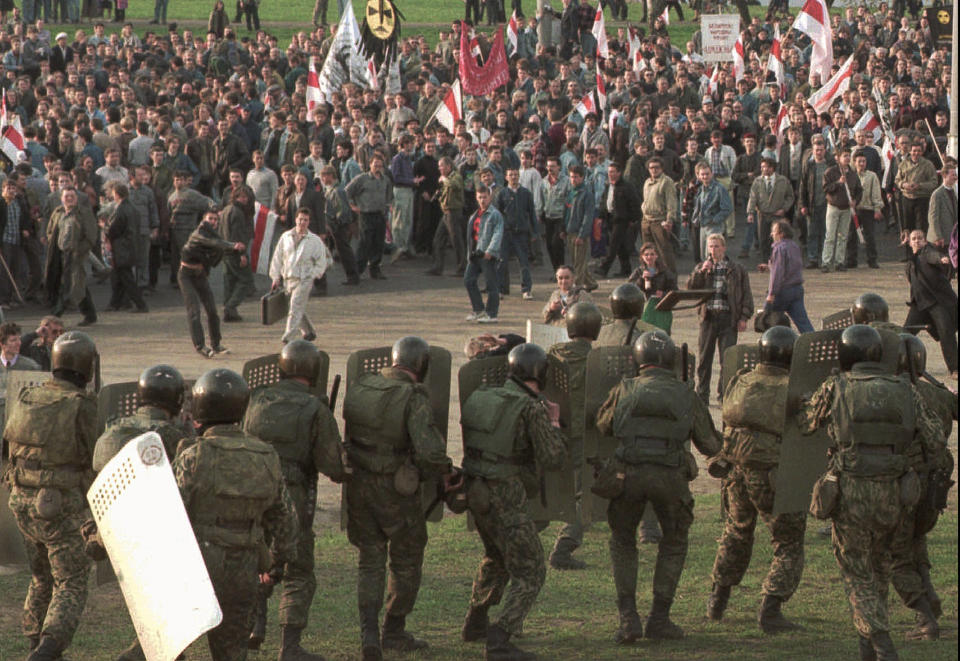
[{"left": 260, "top": 289, "right": 289, "bottom": 325}]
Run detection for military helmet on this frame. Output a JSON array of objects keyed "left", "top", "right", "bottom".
[
  {"left": 279, "top": 339, "right": 321, "bottom": 386},
  {"left": 851, "top": 293, "right": 889, "bottom": 324},
  {"left": 633, "top": 330, "right": 676, "bottom": 370},
  {"left": 508, "top": 343, "right": 549, "bottom": 389},
  {"left": 609, "top": 283, "right": 646, "bottom": 320},
  {"left": 138, "top": 364, "right": 185, "bottom": 414},
  {"left": 838, "top": 325, "right": 883, "bottom": 370},
  {"left": 51, "top": 331, "right": 97, "bottom": 384},
  {"left": 758, "top": 326, "right": 799, "bottom": 369},
  {"left": 392, "top": 336, "right": 431, "bottom": 381},
  {"left": 192, "top": 368, "right": 250, "bottom": 425},
  {"left": 897, "top": 333, "right": 927, "bottom": 375},
  {"left": 565, "top": 301, "right": 603, "bottom": 340}
]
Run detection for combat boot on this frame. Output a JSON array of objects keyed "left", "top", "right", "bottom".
[
  {"left": 858, "top": 635, "right": 877, "bottom": 661},
  {"left": 919, "top": 565, "right": 942, "bottom": 618},
  {"left": 758, "top": 594, "right": 803, "bottom": 634},
  {"left": 869, "top": 631, "right": 900, "bottom": 661},
  {"left": 637, "top": 515, "right": 662, "bottom": 544},
  {"left": 116, "top": 640, "right": 146, "bottom": 660},
  {"left": 248, "top": 592, "right": 268, "bottom": 650},
  {"left": 27, "top": 635, "right": 39, "bottom": 651},
  {"left": 359, "top": 607, "right": 382, "bottom": 661},
  {"left": 645, "top": 596, "right": 684, "bottom": 639},
  {"left": 381, "top": 613, "right": 428, "bottom": 652},
  {"left": 485, "top": 623, "right": 536, "bottom": 661},
  {"left": 27, "top": 635, "right": 64, "bottom": 661},
  {"left": 462, "top": 605, "right": 489, "bottom": 642},
  {"left": 905, "top": 596, "right": 939, "bottom": 641},
  {"left": 706, "top": 583, "right": 731, "bottom": 621},
  {"left": 614, "top": 594, "right": 643, "bottom": 644},
  {"left": 549, "top": 539, "right": 586, "bottom": 570},
  {"left": 278, "top": 626, "right": 325, "bottom": 660}
]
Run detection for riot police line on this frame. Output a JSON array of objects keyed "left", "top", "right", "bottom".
[{"left": 0, "top": 288, "right": 954, "bottom": 661}]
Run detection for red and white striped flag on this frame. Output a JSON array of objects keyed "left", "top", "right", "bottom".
[
  {"left": 592, "top": 6, "right": 609, "bottom": 59},
  {"left": 659, "top": 6, "right": 669, "bottom": 26},
  {"left": 732, "top": 33, "right": 745, "bottom": 82},
  {"left": 469, "top": 29, "right": 482, "bottom": 59},
  {"left": 775, "top": 104, "right": 790, "bottom": 146},
  {"left": 429, "top": 79, "right": 463, "bottom": 135},
  {"left": 767, "top": 25, "right": 786, "bottom": 96},
  {"left": 792, "top": 0, "right": 833, "bottom": 84},
  {"left": 853, "top": 109, "right": 882, "bottom": 142},
  {"left": 306, "top": 56, "right": 323, "bottom": 121},
  {"left": 0, "top": 94, "right": 25, "bottom": 164},
  {"left": 807, "top": 53, "right": 854, "bottom": 114},
  {"left": 628, "top": 27, "right": 645, "bottom": 73},
  {"left": 506, "top": 11, "right": 519, "bottom": 53},
  {"left": 575, "top": 64, "right": 607, "bottom": 119},
  {"left": 366, "top": 58, "right": 379, "bottom": 91},
  {"left": 251, "top": 202, "right": 279, "bottom": 276},
  {"left": 707, "top": 65, "right": 720, "bottom": 96}
]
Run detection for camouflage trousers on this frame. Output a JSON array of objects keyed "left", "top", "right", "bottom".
[
  {"left": 711, "top": 465, "right": 806, "bottom": 598},
  {"left": 277, "top": 481, "right": 317, "bottom": 628},
  {"left": 889, "top": 504, "right": 929, "bottom": 608},
  {"left": 468, "top": 476, "right": 546, "bottom": 635},
  {"left": 607, "top": 464, "right": 694, "bottom": 603},
  {"left": 346, "top": 469, "right": 427, "bottom": 616},
  {"left": 201, "top": 542, "right": 259, "bottom": 661},
  {"left": 831, "top": 473, "right": 903, "bottom": 637},
  {"left": 9, "top": 486, "right": 91, "bottom": 646}
]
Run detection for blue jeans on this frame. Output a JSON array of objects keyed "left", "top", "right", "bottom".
[
  {"left": 154, "top": 0, "right": 169, "bottom": 21},
  {"left": 768, "top": 284, "right": 814, "bottom": 333},
  {"left": 497, "top": 230, "right": 532, "bottom": 295},
  {"left": 806, "top": 205, "right": 826, "bottom": 265},
  {"left": 66, "top": 0, "right": 79, "bottom": 21},
  {"left": 464, "top": 256, "right": 500, "bottom": 318}
]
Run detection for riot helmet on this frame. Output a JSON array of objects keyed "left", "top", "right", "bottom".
[
  {"left": 609, "top": 283, "right": 646, "bottom": 320},
  {"left": 392, "top": 336, "right": 431, "bottom": 381},
  {"left": 192, "top": 368, "right": 250, "bottom": 425},
  {"left": 279, "top": 339, "right": 321, "bottom": 386},
  {"left": 897, "top": 333, "right": 927, "bottom": 376},
  {"left": 51, "top": 331, "right": 97, "bottom": 384},
  {"left": 758, "top": 326, "right": 799, "bottom": 369},
  {"left": 838, "top": 325, "right": 883, "bottom": 370},
  {"left": 565, "top": 301, "right": 602, "bottom": 340},
  {"left": 138, "top": 364, "right": 185, "bottom": 414},
  {"left": 851, "top": 293, "right": 889, "bottom": 324},
  {"left": 508, "top": 343, "right": 549, "bottom": 389},
  {"left": 633, "top": 330, "right": 676, "bottom": 370}
]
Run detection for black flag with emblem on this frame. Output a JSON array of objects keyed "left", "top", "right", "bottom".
[{"left": 360, "top": 0, "right": 404, "bottom": 70}]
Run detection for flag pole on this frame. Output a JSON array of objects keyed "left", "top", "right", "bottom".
[{"left": 923, "top": 118, "right": 946, "bottom": 166}]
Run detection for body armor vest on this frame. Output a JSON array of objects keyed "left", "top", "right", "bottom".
[
  {"left": 343, "top": 373, "right": 414, "bottom": 473},
  {"left": 461, "top": 384, "right": 530, "bottom": 480},
  {"left": 94, "top": 407, "right": 185, "bottom": 472},
  {"left": 613, "top": 370, "right": 692, "bottom": 466},
  {"left": 721, "top": 365, "right": 789, "bottom": 466},
  {"left": 244, "top": 383, "right": 318, "bottom": 484}
]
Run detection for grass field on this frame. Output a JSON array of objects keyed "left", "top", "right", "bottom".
[{"left": 1, "top": 494, "right": 956, "bottom": 660}]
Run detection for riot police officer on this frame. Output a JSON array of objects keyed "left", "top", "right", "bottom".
[
  {"left": 341, "top": 336, "right": 456, "bottom": 661},
  {"left": 242, "top": 341, "right": 347, "bottom": 661},
  {"left": 173, "top": 369, "right": 298, "bottom": 661},
  {"left": 708, "top": 326, "right": 806, "bottom": 633},
  {"left": 460, "top": 343, "right": 568, "bottom": 661},
  {"left": 852, "top": 293, "right": 902, "bottom": 333},
  {"left": 4, "top": 332, "right": 99, "bottom": 661},
  {"left": 596, "top": 331, "right": 722, "bottom": 643},
  {"left": 799, "top": 326, "right": 948, "bottom": 661}
]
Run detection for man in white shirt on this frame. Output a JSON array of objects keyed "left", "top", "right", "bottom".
[
  {"left": 246, "top": 149, "right": 279, "bottom": 210},
  {"left": 269, "top": 208, "right": 331, "bottom": 344}
]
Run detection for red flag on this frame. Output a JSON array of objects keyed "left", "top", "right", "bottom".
[{"left": 459, "top": 28, "right": 510, "bottom": 95}]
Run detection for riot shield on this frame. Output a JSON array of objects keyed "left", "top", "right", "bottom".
[
  {"left": 720, "top": 344, "right": 760, "bottom": 398},
  {"left": 820, "top": 309, "right": 853, "bottom": 331},
  {"left": 88, "top": 432, "right": 222, "bottom": 660},
  {"left": 773, "top": 328, "right": 901, "bottom": 515},
  {"left": 457, "top": 355, "right": 576, "bottom": 524},
  {"left": 526, "top": 320, "right": 569, "bottom": 346},
  {"left": 97, "top": 381, "right": 140, "bottom": 436},
  {"left": 342, "top": 345, "right": 452, "bottom": 525},
  {"left": 582, "top": 346, "right": 638, "bottom": 524},
  {"left": 242, "top": 352, "right": 331, "bottom": 401},
  {"left": 676, "top": 343, "right": 696, "bottom": 385}
]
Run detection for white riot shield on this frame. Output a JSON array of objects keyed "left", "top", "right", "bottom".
[
  {"left": 526, "top": 320, "right": 569, "bottom": 346},
  {"left": 87, "top": 432, "right": 221, "bottom": 661}
]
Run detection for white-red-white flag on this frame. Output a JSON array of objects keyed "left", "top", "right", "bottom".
[
  {"left": 775, "top": 104, "right": 790, "bottom": 146},
  {"left": 0, "top": 94, "right": 25, "bottom": 164},
  {"left": 592, "top": 6, "right": 609, "bottom": 58},
  {"left": 306, "top": 56, "right": 323, "bottom": 121},
  {"left": 659, "top": 6, "right": 669, "bottom": 26},
  {"left": 807, "top": 53, "right": 854, "bottom": 114},
  {"left": 628, "top": 27, "right": 646, "bottom": 73},
  {"left": 468, "top": 29, "right": 482, "bottom": 59},
  {"left": 732, "top": 33, "right": 745, "bottom": 82},
  {"left": 366, "top": 58, "right": 379, "bottom": 91},
  {"left": 251, "top": 202, "right": 279, "bottom": 276},
  {"left": 880, "top": 130, "right": 897, "bottom": 187},
  {"left": 506, "top": 11, "right": 519, "bottom": 53},
  {"left": 576, "top": 64, "right": 607, "bottom": 120},
  {"left": 707, "top": 65, "right": 720, "bottom": 96},
  {"left": 767, "top": 25, "right": 786, "bottom": 96},
  {"left": 792, "top": 0, "right": 833, "bottom": 84},
  {"left": 430, "top": 80, "right": 463, "bottom": 135},
  {"left": 853, "top": 109, "right": 882, "bottom": 142}
]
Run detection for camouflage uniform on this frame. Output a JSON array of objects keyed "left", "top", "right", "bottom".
[
  {"left": 242, "top": 379, "right": 346, "bottom": 629},
  {"left": 596, "top": 367, "right": 721, "bottom": 610},
  {"left": 342, "top": 367, "right": 452, "bottom": 621},
  {"left": 3, "top": 377, "right": 97, "bottom": 650},
  {"left": 711, "top": 364, "right": 806, "bottom": 599},
  {"left": 545, "top": 338, "right": 590, "bottom": 560},
  {"left": 461, "top": 379, "right": 567, "bottom": 634},
  {"left": 799, "top": 364, "right": 947, "bottom": 639},
  {"left": 890, "top": 380, "right": 956, "bottom": 612},
  {"left": 173, "top": 425, "right": 298, "bottom": 661},
  {"left": 93, "top": 405, "right": 191, "bottom": 472}
]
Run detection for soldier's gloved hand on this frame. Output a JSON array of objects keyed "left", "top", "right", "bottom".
[
  {"left": 81, "top": 521, "right": 108, "bottom": 561},
  {"left": 442, "top": 468, "right": 464, "bottom": 493},
  {"left": 707, "top": 455, "right": 732, "bottom": 479}
]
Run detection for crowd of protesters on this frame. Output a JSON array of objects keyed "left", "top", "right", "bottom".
[{"left": 0, "top": 0, "right": 954, "bottom": 368}]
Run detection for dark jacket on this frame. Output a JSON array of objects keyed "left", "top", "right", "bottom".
[
  {"left": 907, "top": 244, "right": 958, "bottom": 313},
  {"left": 598, "top": 178, "right": 641, "bottom": 226},
  {"left": 105, "top": 198, "right": 138, "bottom": 268},
  {"left": 181, "top": 220, "right": 238, "bottom": 272},
  {"left": 494, "top": 185, "right": 536, "bottom": 233},
  {"left": 213, "top": 133, "right": 251, "bottom": 187},
  {"left": 628, "top": 263, "right": 677, "bottom": 299},
  {"left": 286, "top": 186, "right": 327, "bottom": 235},
  {"left": 0, "top": 195, "right": 34, "bottom": 243},
  {"left": 798, "top": 154, "right": 836, "bottom": 213},
  {"left": 49, "top": 44, "right": 74, "bottom": 73},
  {"left": 686, "top": 257, "right": 754, "bottom": 328},
  {"left": 823, "top": 164, "right": 862, "bottom": 210}
]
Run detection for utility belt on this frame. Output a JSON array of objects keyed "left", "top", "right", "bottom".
[
  {"left": 10, "top": 457, "right": 86, "bottom": 489},
  {"left": 195, "top": 519, "right": 263, "bottom": 549},
  {"left": 858, "top": 445, "right": 895, "bottom": 455},
  {"left": 349, "top": 437, "right": 409, "bottom": 457},
  {"left": 464, "top": 447, "right": 526, "bottom": 466}
]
